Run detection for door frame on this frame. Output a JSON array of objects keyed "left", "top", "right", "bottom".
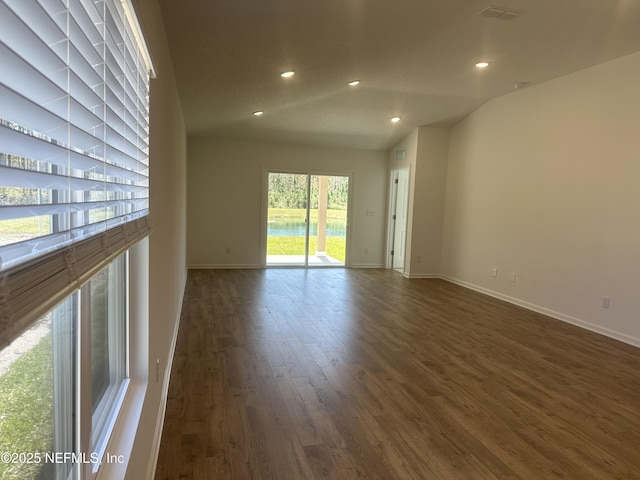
[{"left": 261, "top": 167, "right": 354, "bottom": 268}]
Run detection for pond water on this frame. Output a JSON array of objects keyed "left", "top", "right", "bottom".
[{"left": 268, "top": 220, "right": 346, "bottom": 237}]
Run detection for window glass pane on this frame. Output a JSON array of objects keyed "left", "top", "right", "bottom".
[
  {"left": 90, "top": 252, "right": 127, "bottom": 450},
  {"left": 91, "top": 266, "right": 111, "bottom": 407},
  {"left": 0, "top": 153, "right": 56, "bottom": 248},
  {"left": 0, "top": 295, "right": 76, "bottom": 480}
]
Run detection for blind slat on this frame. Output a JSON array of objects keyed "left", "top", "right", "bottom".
[
  {"left": 0, "top": 43, "right": 69, "bottom": 127},
  {"left": 0, "top": 84, "right": 67, "bottom": 140},
  {"left": 0, "top": 131, "right": 145, "bottom": 187},
  {"left": 1, "top": 1, "right": 66, "bottom": 60},
  {"left": 1, "top": 199, "right": 149, "bottom": 221},
  {"left": 0, "top": 165, "right": 148, "bottom": 195},
  {"left": 0, "top": 124, "right": 148, "bottom": 183}
]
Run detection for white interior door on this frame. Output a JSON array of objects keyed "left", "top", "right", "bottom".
[{"left": 392, "top": 169, "right": 409, "bottom": 270}]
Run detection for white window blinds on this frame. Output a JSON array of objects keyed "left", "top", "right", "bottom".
[{"left": 0, "top": 0, "right": 153, "bottom": 347}]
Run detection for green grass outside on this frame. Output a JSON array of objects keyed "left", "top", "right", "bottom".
[
  {"left": 0, "top": 211, "right": 107, "bottom": 247},
  {"left": 0, "top": 217, "right": 49, "bottom": 234},
  {"left": 0, "top": 217, "right": 51, "bottom": 247},
  {"left": 0, "top": 334, "right": 54, "bottom": 480},
  {"left": 267, "top": 236, "right": 346, "bottom": 263}
]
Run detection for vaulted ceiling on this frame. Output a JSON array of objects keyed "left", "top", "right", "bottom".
[{"left": 157, "top": 0, "right": 640, "bottom": 150}]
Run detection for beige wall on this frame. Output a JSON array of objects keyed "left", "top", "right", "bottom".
[
  {"left": 126, "top": 1, "right": 187, "bottom": 478},
  {"left": 442, "top": 52, "right": 640, "bottom": 346},
  {"left": 412, "top": 127, "right": 449, "bottom": 276},
  {"left": 188, "top": 138, "right": 388, "bottom": 268}
]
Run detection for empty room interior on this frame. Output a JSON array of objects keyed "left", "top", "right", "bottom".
[{"left": 0, "top": 0, "right": 639, "bottom": 479}]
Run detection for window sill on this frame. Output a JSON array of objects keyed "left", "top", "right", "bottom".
[{"left": 93, "top": 379, "right": 147, "bottom": 480}]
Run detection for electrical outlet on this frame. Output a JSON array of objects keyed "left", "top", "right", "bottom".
[
  {"left": 602, "top": 296, "right": 610, "bottom": 309},
  {"left": 364, "top": 247, "right": 369, "bottom": 254},
  {"left": 511, "top": 273, "right": 516, "bottom": 283},
  {"left": 491, "top": 268, "right": 498, "bottom": 278}
]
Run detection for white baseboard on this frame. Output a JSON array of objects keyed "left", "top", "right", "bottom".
[
  {"left": 146, "top": 274, "right": 187, "bottom": 480},
  {"left": 350, "top": 263, "right": 385, "bottom": 269},
  {"left": 441, "top": 275, "right": 640, "bottom": 349},
  {"left": 403, "top": 272, "right": 440, "bottom": 279}
]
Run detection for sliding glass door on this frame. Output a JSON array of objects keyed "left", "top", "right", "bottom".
[
  {"left": 266, "top": 173, "right": 308, "bottom": 266},
  {"left": 266, "top": 172, "right": 349, "bottom": 267}
]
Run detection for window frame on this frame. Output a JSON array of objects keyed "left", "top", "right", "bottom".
[{"left": 81, "top": 251, "right": 130, "bottom": 475}]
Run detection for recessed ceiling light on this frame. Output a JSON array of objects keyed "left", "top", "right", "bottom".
[
  {"left": 280, "top": 71, "right": 295, "bottom": 78},
  {"left": 348, "top": 80, "right": 361, "bottom": 86},
  {"left": 252, "top": 111, "right": 264, "bottom": 116},
  {"left": 475, "top": 62, "right": 490, "bottom": 68},
  {"left": 390, "top": 116, "right": 401, "bottom": 123}
]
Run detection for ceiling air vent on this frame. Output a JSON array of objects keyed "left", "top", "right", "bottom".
[{"left": 477, "top": 6, "right": 525, "bottom": 20}]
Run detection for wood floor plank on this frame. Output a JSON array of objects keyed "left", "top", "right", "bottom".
[{"left": 155, "top": 268, "right": 640, "bottom": 479}]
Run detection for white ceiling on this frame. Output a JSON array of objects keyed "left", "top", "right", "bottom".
[{"left": 156, "top": 0, "right": 640, "bottom": 151}]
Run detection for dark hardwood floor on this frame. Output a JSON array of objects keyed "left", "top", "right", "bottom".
[{"left": 154, "top": 268, "right": 640, "bottom": 479}]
